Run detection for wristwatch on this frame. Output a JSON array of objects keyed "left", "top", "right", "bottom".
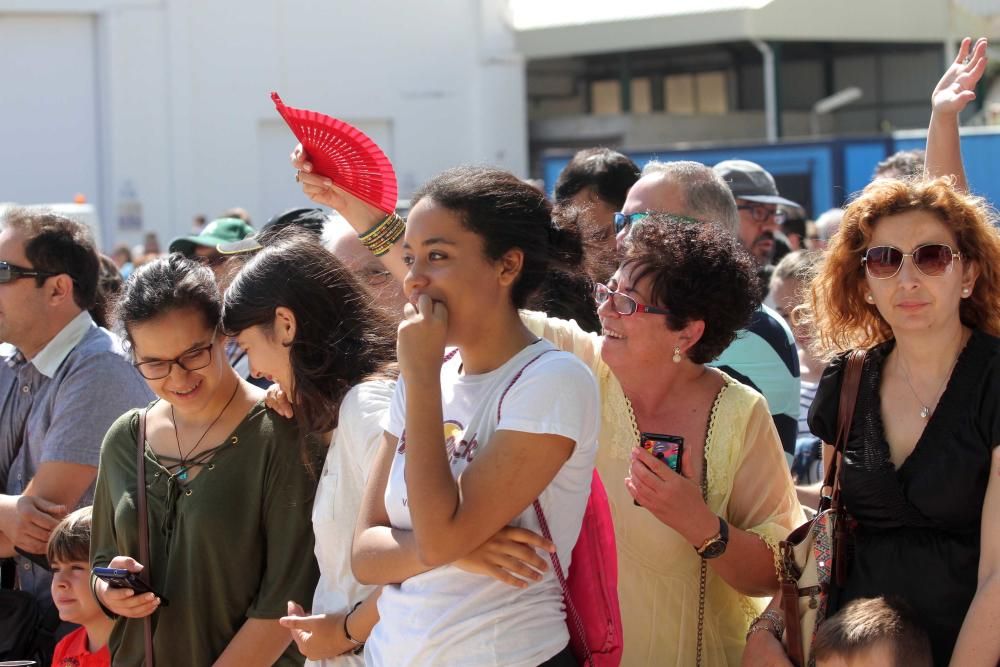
[{"left": 694, "top": 517, "right": 729, "bottom": 559}]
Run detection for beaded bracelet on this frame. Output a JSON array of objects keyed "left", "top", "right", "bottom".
[{"left": 359, "top": 212, "right": 405, "bottom": 257}]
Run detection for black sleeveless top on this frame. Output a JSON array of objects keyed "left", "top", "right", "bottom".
[{"left": 808, "top": 329, "right": 999, "bottom": 666}]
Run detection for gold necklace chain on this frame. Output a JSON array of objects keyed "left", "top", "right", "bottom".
[{"left": 623, "top": 390, "right": 709, "bottom": 666}]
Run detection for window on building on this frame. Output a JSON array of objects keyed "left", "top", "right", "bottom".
[
  {"left": 696, "top": 71, "right": 728, "bottom": 114},
  {"left": 590, "top": 80, "right": 622, "bottom": 115},
  {"left": 630, "top": 77, "right": 652, "bottom": 114},
  {"left": 665, "top": 74, "right": 696, "bottom": 114},
  {"left": 664, "top": 70, "right": 728, "bottom": 114}
]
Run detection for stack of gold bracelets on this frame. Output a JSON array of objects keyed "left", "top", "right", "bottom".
[{"left": 359, "top": 211, "right": 405, "bottom": 257}]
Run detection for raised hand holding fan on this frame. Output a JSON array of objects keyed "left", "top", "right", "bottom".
[{"left": 272, "top": 92, "right": 398, "bottom": 214}]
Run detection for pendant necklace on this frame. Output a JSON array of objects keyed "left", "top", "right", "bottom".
[
  {"left": 170, "top": 381, "right": 240, "bottom": 481},
  {"left": 897, "top": 347, "right": 960, "bottom": 420}
]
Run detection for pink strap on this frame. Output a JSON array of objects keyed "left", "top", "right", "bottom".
[
  {"left": 495, "top": 349, "right": 594, "bottom": 666},
  {"left": 532, "top": 498, "right": 593, "bottom": 666}
]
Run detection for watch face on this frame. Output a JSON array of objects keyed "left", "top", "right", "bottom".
[{"left": 701, "top": 540, "right": 727, "bottom": 559}]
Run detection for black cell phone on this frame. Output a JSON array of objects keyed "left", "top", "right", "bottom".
[
  {"left": 640, "top": 432, "right": 684, "bottom": 473},
  {"left": 92, "top": 567, "right": 169, "bottom": 606},
  {"left": 634, "top": 433, "right": 684, "bottom": 507}
]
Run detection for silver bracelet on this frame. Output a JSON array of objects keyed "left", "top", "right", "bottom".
[{"left": 746, "top": 609, "right": 785, "bottom": 641}]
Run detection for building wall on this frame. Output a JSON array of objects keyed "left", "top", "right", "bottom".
[{"left": 0, "top": 0, "right": 526, "bottom": 250}]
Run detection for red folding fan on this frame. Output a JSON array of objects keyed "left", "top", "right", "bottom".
[{"left": 272, "top": 92, "right": 398, "bottom": 214}]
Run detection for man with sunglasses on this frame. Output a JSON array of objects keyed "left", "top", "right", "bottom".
[
  {"left": 0, "top": 209, "right": 152, "bottom": 639},
  {"left": 615, "top": 160, "right": 802, "bottom": 461}
]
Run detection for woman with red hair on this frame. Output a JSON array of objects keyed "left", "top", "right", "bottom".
[{"left": 744, "top": 177, "right": 1000, "bottom": 666}]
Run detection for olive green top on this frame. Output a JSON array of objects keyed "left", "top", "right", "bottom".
[{"left": 91, "top": 401, "right": 320, "bottom": 666}]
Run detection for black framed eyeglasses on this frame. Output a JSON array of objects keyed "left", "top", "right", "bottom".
[
  {"left": 0, "top": 261, "right": 58, "bottom": 284},
  {"left": 862, "top": 244, "right": 961, "bottom": 279},
  {"left": 737, "top": 203, "right": 786, "bottom": 225},
  {"left": 133, "top": 332, "right": 218, "bottom": 380},
  {"left": 594, "top": 283, "right": 670, "bottom": 317}
]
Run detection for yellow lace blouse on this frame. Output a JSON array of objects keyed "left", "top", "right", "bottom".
[{"left": 522, "top": 311, "right": 804, "bottom": 667}]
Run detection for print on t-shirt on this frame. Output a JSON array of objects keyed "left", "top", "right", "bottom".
[
  {"left": 396, "top": 420, "right": 480, "bottom": 463},
  {"left": 397, "top": 419, "right": 480, "bottom": 508}
]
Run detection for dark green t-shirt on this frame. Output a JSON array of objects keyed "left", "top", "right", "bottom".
[{"left": 91, "top": 401, "right": 320, "bottom": 666}]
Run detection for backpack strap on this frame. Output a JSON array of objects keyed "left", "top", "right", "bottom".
[{"left": 493, "top": 348, "right": 595, "bottom": 667}]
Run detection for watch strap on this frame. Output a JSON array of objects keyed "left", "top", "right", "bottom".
[{"left": 695, "top": 516, "right": 729, "bottom": 557}]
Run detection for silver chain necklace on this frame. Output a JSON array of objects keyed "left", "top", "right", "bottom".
[{"left": 896, "top": 347, "right": 960, "bottom": 420}]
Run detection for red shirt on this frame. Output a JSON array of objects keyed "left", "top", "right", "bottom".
[{"left": 51, "top": 626, "right": 110, "bottom": 667}]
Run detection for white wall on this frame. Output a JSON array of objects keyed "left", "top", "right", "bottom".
[
  {"left": 0, "top": 0, "right": 527, "bottom": 250},
  {"left": 0, "top": 14, "right": 101, "bottom": 211}
]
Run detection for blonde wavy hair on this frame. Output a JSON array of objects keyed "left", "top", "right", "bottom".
[{"left": 803, "top": 177, "right": 1000, "bottom": 359}]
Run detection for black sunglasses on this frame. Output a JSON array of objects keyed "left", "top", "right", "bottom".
[{"left": 0, "top": 261, "right": 58, "bottom": 284}]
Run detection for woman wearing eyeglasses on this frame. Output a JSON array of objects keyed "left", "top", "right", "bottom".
[
  {"left": 90, "top": 254, "right": 320, "bottom": 666},
  {"left": 520, "top": 217, "right": 802, "bottom": 666},
  {"left": 743, "top": 178, "right": 1000, "bottom": 667}
]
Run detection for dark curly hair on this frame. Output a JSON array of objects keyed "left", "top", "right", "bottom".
[
  {"left": 411, "top": 166, "right": 583, "bottom": 309},
  {"left": 622, "top": 217, "right": 762, "bottom": 364},
  {"left": 221, "top": 231, "right": 397, "bottom": 441}
]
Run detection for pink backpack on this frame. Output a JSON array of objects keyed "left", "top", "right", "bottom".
[{"left": 499, "top": 351, "right": 624, "bottom": 667}]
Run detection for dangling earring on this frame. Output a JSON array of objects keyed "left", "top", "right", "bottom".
[
  {"left": 865, "top": 293, "right": 875, "bottom": 303},
  {"left": 672, "top": 346, "right": 682, "bottom": 363}
]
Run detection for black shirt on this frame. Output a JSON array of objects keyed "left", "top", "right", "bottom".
[{"left": 808, "top": 330, "right": 999, "bottom": 665}]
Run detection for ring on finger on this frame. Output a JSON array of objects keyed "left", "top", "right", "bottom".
[{"left": 295, "top": 171, "right": 301, "bottom": 183}]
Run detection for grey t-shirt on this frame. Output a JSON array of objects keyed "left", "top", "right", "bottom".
[{"left": 1, "top": 316, "right": 153, "bottom": 602}]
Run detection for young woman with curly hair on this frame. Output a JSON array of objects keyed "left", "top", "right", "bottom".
[{"left": 745, "top": 177, "right": 1000, "bottom": 667}]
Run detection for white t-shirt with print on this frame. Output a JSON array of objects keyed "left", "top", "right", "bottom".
[
  {"left": 307, "top": 379, "right": 394, "bottom": 667},
  {"left": 366, "top": 340, "right": 600, "bottom": 667}
]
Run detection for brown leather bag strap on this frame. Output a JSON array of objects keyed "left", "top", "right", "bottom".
[
  {"left": 136, "top": 409, "right": 155, "bottom": 667},
  {"left": 820, "top": 349, "right": 867, "bottom": 500},
  {"left": 784, "top": 349, "right": 867, "bottom": 666}
]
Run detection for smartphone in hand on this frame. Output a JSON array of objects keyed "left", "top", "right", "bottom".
[
  {"left": 634, "top": 432, "right": 684, "bottom": 507},
  {"left": 92, "top": 567, "right": 169, "bottom": 606},
  {"left": 641, "top": 432, "right": 684, "bottom": 473}
]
